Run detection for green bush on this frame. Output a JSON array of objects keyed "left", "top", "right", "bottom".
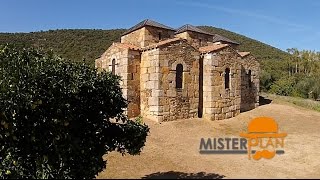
[
  {"left": 0, "top": 46, "right": 149, "bottom": 179},
  {"left": 269, "top": 76, "right": 295, "bottom": 96},
  {"left": 292, "top": 76, "right": 320, "bottom": 100}
]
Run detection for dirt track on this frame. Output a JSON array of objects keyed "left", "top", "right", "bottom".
[{"left": 97, "top": 100, "right": 320, "bottom": 179}]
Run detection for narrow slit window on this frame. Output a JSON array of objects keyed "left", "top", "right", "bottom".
[
  {"left": 248, "top": 70, "right": 252, "bottom": 88},
  {"left": 225, "top": 68, "right": 230, "bottom": 89},
  {"left": 176, "top": 64, "right": 183, "bottom": 89},
  {"left": 158, "top": 32, "right": 162, "bottom": 40},
  {"left": 112, "top": 59, "right": 116, "bottom": 75}
]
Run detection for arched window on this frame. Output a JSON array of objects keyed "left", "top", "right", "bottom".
[
  {"left": 176, "top": 64, "right": 183, "bottom": 89},
  {"left": 111, "top": 59, "right": 115, "bottom": 75},
  {"left": 225, "top": 68, "right": 230, "bottom": 89},
  {"left": 248, "top": 70, "right": 252, "bottom": 88}
]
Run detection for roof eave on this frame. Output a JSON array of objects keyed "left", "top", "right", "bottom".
[
  {"left": 174, "top": 29, "right": 214, "bottom": 36},
  {"left": 121, "top": 26, "right": 176, "bottom": 36}
]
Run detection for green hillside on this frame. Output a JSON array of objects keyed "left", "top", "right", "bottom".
[
  {"left": 198, "top": 26, "right": 290, "bottom": 62},
  {"left": 0, "top": 27, "right": 289, "bottom": 65},
  {"left": 0, "top": 29, "right": 126, "bottom": 65}
]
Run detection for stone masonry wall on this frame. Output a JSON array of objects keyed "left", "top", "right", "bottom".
[
  {"left": 95, "top": 45, "right": 141, "bottom": 118},
  {"left": 202, "top": 47, "right": 242, "bottom": 120},
  {"left": 240, "top": 54, "right": 260, "bottom": 112},
  {"left": 140, "top": 48, "right": 161, "bottom": 121},
  {"left": 126, "top": 50, "right": 141, "bottom": 117},
  {"left": 121, "top": 28, "right": 145, "bottom": 47},
  {"left": 159, "top": 40, "right": 200, "bottom": 121},
  {"left": 175, "top": 31, "right": 213, "bottom": 48},
  {"left": 144, "top": 26, "right": 175, "bottom": 47},
  {"left": 140, "top": 40, "right": 199, "bottom": 122},
  {"left": 121, "top": 26, "right": 175, "bottom": 48}
]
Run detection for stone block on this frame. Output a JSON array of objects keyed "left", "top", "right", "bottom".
[
  {"left": 167, "top": 90, "right": 176, "bottom": 97},
  {"left": 152, "top": 90, "right": 164, "bottom": 97},
  {"left": 149, "top": 106, "right": 158, "bottom": 112},
  {"left": 160, "top": 59, "right": 169, "bottom": 67},
  {"left": 146, "top": 81, "right": 160, "bottom": 89},
  {"left": 141, "top": 74, "right": 149, "bottom": 82},
  {"left": 148, "top": 67, "right": 156, "bottom": 73},
  {"left": 148, "top": 96, "right": 159, "bottom": 106},
  {"left": 141, "top": 67, "right": 148, "bottom": 74},
  {"left": 150, "top": 73, "right": 161, "bottom": 81}
]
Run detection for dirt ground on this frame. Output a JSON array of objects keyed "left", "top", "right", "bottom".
[{"left": 97, "top": 99, "right": 320, "bottom": 179}]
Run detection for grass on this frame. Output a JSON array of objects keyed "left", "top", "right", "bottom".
[{"left": 261, "top": 92, "right": 320, "bottom": 112}]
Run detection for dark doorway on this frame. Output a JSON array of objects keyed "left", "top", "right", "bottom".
[{"left": 198, "top": 57, "right": 203, "bottom": 118}]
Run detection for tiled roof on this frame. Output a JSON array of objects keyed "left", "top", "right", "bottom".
[
  {"left": 238, "top": 51, "right": 251, "bottom": 57},
  {"left": 212, "top": 34, "right": 240, "bottom": 45},
  {"left": 114, "top": 42, "right": 141, "bottom": 51},
  {"left": 122, "top": 19, "right": 175, "bottom": 36},
  {"left": 199, "top": 44, "right": 229, "bottom": 53},
  {"left": 142, "top": 38, "right": 184, "bottom": 51},
  {"left": 175, "top": 24, "right": 214, "bottom": 36}
]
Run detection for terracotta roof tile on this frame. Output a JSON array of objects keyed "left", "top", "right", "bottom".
[
  {"left": 142, "top": 38, "right": 183, "bottom": 51},
  {"left": 238, "top": 51, "right": 251, "bottom": 57},
  {"left": 199, "top": 44, "right": 229, "bottom": 53}
]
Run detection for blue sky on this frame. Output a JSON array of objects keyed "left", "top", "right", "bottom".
[{"left": 1, "top": 0, "right": 320, "bottom": 51}]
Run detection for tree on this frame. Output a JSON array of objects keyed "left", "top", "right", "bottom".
[{"left": 0, "top": 46, "right": 149, "bottom": 179}]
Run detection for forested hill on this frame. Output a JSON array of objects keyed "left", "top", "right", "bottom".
[
  {"left": 0, "top": 29, "right": 126, "bottom": 65},
  {"left": 198, "top": 26, "right": 290, "bottom": 61},
  {"left": 0, "top": 26, "right": 289, "bottom": 65}
]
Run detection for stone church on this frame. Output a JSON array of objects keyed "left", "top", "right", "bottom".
[{"left": 95, "top": 19, "right": 260, "bottom": 122}]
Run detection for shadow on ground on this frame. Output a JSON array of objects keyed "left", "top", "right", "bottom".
[
  {"left": 259, "top": 96, "right": 272, "bottom": 106},
  {"left": 141, "top": 171, "right": 225, "bottom": 179}
]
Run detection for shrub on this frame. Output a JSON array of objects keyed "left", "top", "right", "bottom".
[
  {"left": 0, "top": 46, "right": 149, "bottom": 179},
  {"left": 269, "top": 76, "right": 295, "bottom": 96}
]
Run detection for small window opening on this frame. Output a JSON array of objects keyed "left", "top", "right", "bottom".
[
  {"left": 248, "top": 70, "right": 252, "bottom": 88},
  {"left": 225, "top": 68, "right": 230, "bottom": 89},
  {"left": 176, "top": 64, "right": 183, "bottom": 89},
  {"left": 112, "top": 59, "right": 116, "bottom": 75}
]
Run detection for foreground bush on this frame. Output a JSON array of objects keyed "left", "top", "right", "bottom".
[{"left": 0, "top": 46, "right": 149, "bottom": 179}]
